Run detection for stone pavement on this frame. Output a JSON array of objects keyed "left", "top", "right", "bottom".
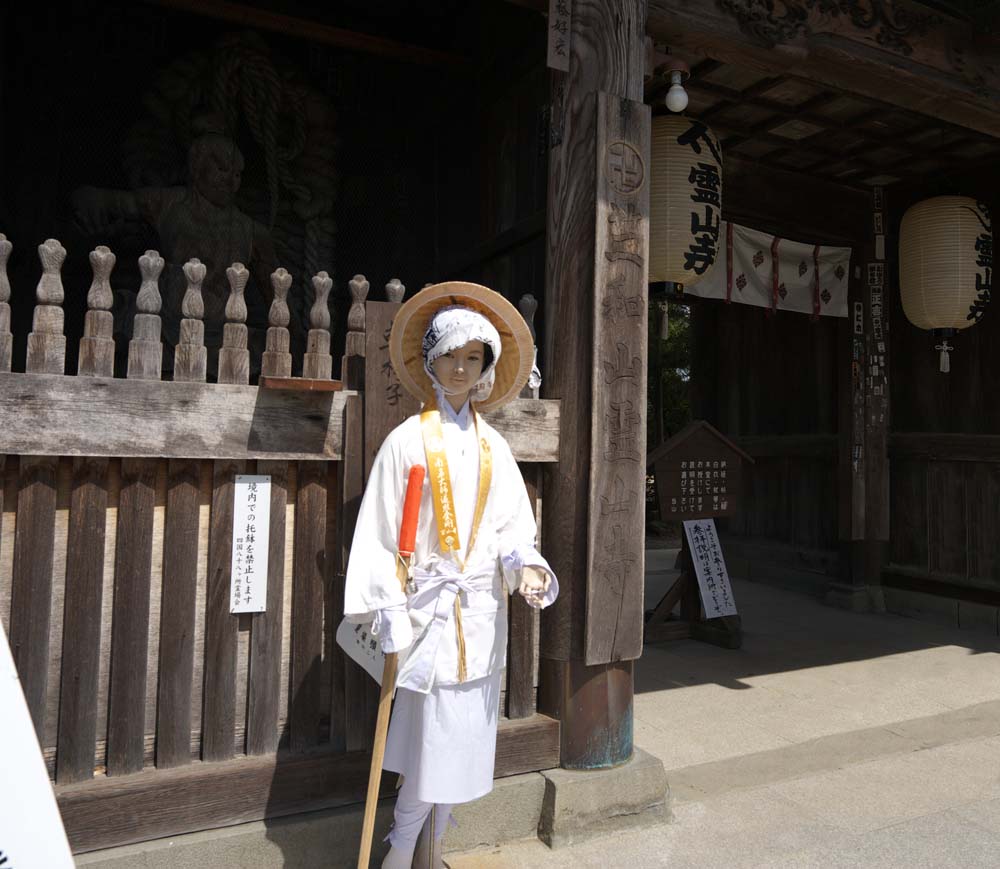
[{"left": 447, "top": 550, "right": 1000, "bottom": 867}]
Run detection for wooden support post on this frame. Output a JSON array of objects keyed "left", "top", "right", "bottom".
[
  {"left": 829, "top": 190, "right": 886, "bottom": 612},
  {"left": 0, "top": 233, "right": 13, "bottom": 372},
  {"left": 9, "top": 238, "right": 67, "bottom": 738},
  {"left": 78, "top": 246, "right": 116, "bottom": 378},
  {"left": 540, "top": 0, "right": 648, "bottom": 770}
]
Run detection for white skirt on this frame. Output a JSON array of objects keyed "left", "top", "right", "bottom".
[{"left": 382, "top": 669, "right": 503, "bottom": 804}]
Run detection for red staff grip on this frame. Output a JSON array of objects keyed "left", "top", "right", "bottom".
[{"left": 398, "top": 465, "right": 425, "bottom": 557}]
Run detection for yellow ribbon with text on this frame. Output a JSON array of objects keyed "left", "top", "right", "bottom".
[{"left": 420, "top": 405, "right": 492, "bottom": 681}]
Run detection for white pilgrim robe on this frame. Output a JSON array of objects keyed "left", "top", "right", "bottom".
[{"left": 344, "top": 395, "right": 557, "bottom": 803}]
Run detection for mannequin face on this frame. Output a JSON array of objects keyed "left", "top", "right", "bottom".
[{"left": 431, "top": 340, "right": 486, "bottom": 410}]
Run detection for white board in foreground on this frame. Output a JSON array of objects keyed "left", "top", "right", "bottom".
[
  {"left": 230, "top": 475, "right": 271, "bottom": 613},
  {"left": 0, "top": 623, "right": 74, "bottom": 868},
  {"left": 683, "top": 519, "right": 738, "bottom": 619}
]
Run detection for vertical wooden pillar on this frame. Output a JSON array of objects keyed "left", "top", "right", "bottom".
[
  {"left": 830, "top": 191, "right": 887, "bottom": 611},
  {"left": 540, "top": 0, "right": 648, "bottom": 770}
]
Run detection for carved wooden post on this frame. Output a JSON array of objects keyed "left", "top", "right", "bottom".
[
  {"left": 27, "top": 238, "right": 67, "bottom": 374},
  {"left": 218, "top": 262, "right": 251, "bottom": 385},
  {"left": 540, "top": 0, "right": 649, "bottom": 770},
  {"left": 385, "top": 277, "right": 405, "bottom": 303},
  {"left": 342, "top": 274, "right": 369, "bottom": 389},
  {"left": 519, "top": 293, "right": 539, "bottom": 399},
  {"left": 302, "top": 270, "right": 333, "bottom": 379},
  {"left": 173, "top": 258, "right": 208, "bottom": 383},
  {"left": 261, "top": 268, "right": 293, "bottom": 378},
  {"left": 127, "top": 250, "right": 164, "bottom": 380},
  {"left": 0, "top": 233, "right": 12, "bottom": 372},
  {"left": 78, "top": 246, "right": 116, "bottom": 378}
]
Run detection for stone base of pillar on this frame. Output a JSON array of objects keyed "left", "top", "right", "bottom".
[{"left": 537, "top": 747, "right": 670, "bottom": 849}]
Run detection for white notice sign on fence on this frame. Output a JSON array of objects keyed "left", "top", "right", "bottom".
[
  {"left": 683, "top": 519, "right": 738, "bottom": 619},
  {"left": 231, "top": 475, "right": 270, "bottom": 613}
]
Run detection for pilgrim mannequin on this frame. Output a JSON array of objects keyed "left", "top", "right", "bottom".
[{"left": 343, "top": 293, "right": 557, "bottom": 869}]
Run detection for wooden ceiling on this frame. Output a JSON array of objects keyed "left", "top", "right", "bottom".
[{"left": 645, "top": 51, "right": 1000, "bottom": 190}]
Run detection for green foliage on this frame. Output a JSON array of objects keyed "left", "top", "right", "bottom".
[{"left": 647, "top": 299, "right": 692, "bottom": 448}]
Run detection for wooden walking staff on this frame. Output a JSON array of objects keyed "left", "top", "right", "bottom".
[{"left": 358, "top": 463, "right": 425, "bottom": 869}]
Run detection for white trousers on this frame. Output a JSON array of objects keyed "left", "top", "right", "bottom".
[{"left": 388, "top": 773, "right": 453, "bottom": 850}]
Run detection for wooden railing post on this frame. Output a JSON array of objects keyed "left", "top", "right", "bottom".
[
  {"left": 218, "top": 263, "right": 251, "bottom": 384},
  {"left": 0, "top": 233, "right": 12, "bottom": 372},
  {"left": 127, "top": 250, "right": 164, "bottom": 380},
  {"left": 302, "top": 271, "right": 333, "bottom": 380},
  {"left": 385, "top": 278, "right": 404, "bottom": 304},
  {"left": 173, "top": 258, "right": 208, "bottom": 383},
  {"left": 77, "top": 246, "right": 116, "bottom": 378},
  {"left": 342, "top": 274, "right": 369, "bottom": 389},
  {"left": 261, "top": 268, "right": 293, "bottom": 378},
  {"left": 27, "top": 238, "right": 67, "bottom": 374}
]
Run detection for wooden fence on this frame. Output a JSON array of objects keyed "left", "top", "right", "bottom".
[
  {"left": 0, "top": 236, "right": 560, "bottom": 853},
  {"left": 889, "top": 434, "right": 1000, "bottom": 591}
]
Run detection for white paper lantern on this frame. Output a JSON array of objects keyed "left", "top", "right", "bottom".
[
  {"left": 650, "top": 115, "right": 723, "bottom": 288},
  {"left": 899, "top": 196, "right": 992, "bottom": 371}
]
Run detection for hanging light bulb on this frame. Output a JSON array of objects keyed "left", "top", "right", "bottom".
[{"left": 665, "top": 69, "right": 688, "bottom": 113}]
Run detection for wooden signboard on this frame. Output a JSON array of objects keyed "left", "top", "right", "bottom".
[
  {"left": 645, "top": 420, "right": 752, "bottom": 648},
  {"left": 648, "top": 420, "right": 748, "bottom": 521},
  {"left": 364, "top": 301, "right": 421, "bottom": 480},
  {"left": 584, "top": 91, "right": 650, "bottom": 665}
]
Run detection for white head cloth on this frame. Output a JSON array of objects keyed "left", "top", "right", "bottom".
[{"left": 422, "top": 306, "right": 501, "bottom": 403}]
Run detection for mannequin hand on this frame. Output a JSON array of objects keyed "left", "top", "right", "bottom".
[{"left": 518, "top": 566, "right": 551, "bottom": 609}]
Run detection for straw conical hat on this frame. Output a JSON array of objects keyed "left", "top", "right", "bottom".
[{"left": 389, "top": 282, "right": 535, "bottom": 412}]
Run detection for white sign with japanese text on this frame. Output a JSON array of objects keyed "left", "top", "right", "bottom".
[
  {"left": 0, "top": 624, "right": 75, "bottom": 868},
  {"left": 683, "top": 519, "right": 738, "bottom": 619},
  {"left": 231, "top": 475, "right": 270, "bottom": 614}
]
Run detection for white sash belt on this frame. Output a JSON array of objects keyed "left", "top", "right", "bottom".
[{"left": 397, "top": 560, "right": 495, "bottom": 693}]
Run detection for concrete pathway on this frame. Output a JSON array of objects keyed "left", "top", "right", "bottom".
[{"left": 448, "top": 552, "right": 1000, "bottom": 868}]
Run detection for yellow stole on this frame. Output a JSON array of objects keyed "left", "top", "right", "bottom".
[{"left": 420, "top": 403, "right": 492, "bottom": 682}]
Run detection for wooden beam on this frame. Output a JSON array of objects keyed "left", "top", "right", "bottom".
[
  {"left": 647, "top": 0, "right": 1000, "bottom": 139},
  {"left": 890, "top": 433, "right": 1000, "bottom": 463},
  {"left": 143, "top": 0, "right": 470, "bottom": 68},
  {"left": 0, "top": 375, "right": 560, "bottom": 462},
  {"left": 57, "top": 713, "right": 560, "bottom": 854}
]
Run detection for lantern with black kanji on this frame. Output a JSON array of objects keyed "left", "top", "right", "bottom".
[
  {"left": 649, "top": 115, "right": 723, "bottom": 288},
  {"left": 899, "top": 196, "right": 992, "bottom": 373}
]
